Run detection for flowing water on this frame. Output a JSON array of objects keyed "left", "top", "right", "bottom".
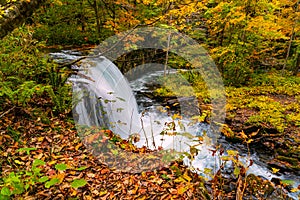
[
  {"left": 50, "top": 50, "right": 299, "bottom": 199},
  {"left": 127, "top": 68, "right": 299, "bottom": 191}
]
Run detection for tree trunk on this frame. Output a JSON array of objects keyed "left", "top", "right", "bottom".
[
  {"left": 93, "top": 0, "right": 101, "bottom": 38},
  {"left": 293, "top": 53, "right": 300, "bottom": 76},
  {"left": 282, "top": 1, "right": 299, "bottom": 72},
  {"left": 80, "top": 0, "right": 85, "bottom": 32},
  {"left": 0, "top": 0, "right": 47, "bottom": 39}
]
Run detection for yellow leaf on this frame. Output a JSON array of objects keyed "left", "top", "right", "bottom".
[
  {"left": 177, "top": 186, "right": 188, "bottom": 195},
  {"left": 249, "top": 129, "right": 260, "bottom": 137},
  {"left": 53, "top": 0, "right": 63, "bottom": 5},
  {"left": 69, "top": 170, "right": 76, "bottom": 175},
  {"left": 14, "top": 160, "right": 25, "bottom": 165},
  {"left": 271, "top": 168, "right": 280, "bottom": 173},
  {"left": 239, "top": 130, "right": 248, "bottom": 139},
  {"left": 182, "top": 173, "right": 192, "bottom": 182},
  {"left": 52, "top": 155, "right": 63, "bottom": 159},
  {"left": 75, "top": 143, "right": 82, "bottom": 151},
  {"left": 227, "top": 150, "right": 238, "bottom": 156},
  {"left": 99, "top": 190, "right": 108, "bottom": 196},
  {"left": 70, "top": 188, "right": 77, "bottom": 196},
  {"left": 290, "top": 188, "right": 299, "bottom": 193},
  {"left": 174, "top": 177, "right": 186, "bottom": 183},
  {"left": 128, "top": 185, "right": 139, "bottom": 195},
  {"left": 48, "top": 160, "right": 57, "bottom": 165},
  {"left": 247, "top": 139, "right": 254, "bottom": 144},
  {"left": 172, "top": 113, "right": 182, "bottom": 120}
]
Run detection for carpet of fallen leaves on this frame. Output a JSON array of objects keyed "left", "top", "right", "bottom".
[{"left": 0, "top": 102, "right": 295, "bottom": 199}]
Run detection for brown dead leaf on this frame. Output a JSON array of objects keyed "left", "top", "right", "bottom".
[
  {"left": 169, "top": 188, "right": 177, "bottom": 194},
  {"left": 128, "top": 185, "right": 139, "bottom": 195},
  {"left": 101, "top": 168, "right": 110, "bottom": 174},
  {"left": 138, "top": 188, "right": 147, "bottom": 194}
]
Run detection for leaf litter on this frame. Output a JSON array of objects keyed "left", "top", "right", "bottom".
[{"left": 0, "top": 104, "right": 295, "bottom": 199}]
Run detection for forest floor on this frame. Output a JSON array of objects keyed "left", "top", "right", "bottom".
[{"left": 0, "top": 77, "right": 299, "bottom": 199}]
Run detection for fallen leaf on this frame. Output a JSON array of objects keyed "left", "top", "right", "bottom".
[{"left": 75, "top": 143, "right": 83, "bottom": 151}]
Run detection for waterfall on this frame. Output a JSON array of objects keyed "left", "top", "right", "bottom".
[
  {"left": 70, "top": 56, "right": 141, "bottom": 139},
  {"left": 63, "top": 53, "right": 298, "bottom": 199}
]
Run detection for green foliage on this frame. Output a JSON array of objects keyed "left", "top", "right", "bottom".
[
  {"left": 45, "top": 83, "right": 72, "bottom": 115},
  {"left": 0, "top": 159, "right": 46, "bottom": 199},
  {"left": 212, "top": 45, "right": 253, "bottom": 86},
  {"left": 16, "top": 147, "right": 37, "bottom": 155},
  {"left": 0, "top": 172, "right": 24, "bottom": 198},
  {"left": 75, "top": 166, "right": 88, "bottom": 171},
  {"left": 0, "top": 25, "right": 72, "bottom": 115},
  {"left": 54, "top": 163, "right": 68, "bottom": 171},
  {"left": 0, "top": 157, "right": 88, "bottom": 198},
  {"left": 0, "top": 81, "right": 47, "bottom": 106},
  {"left": 0, "top": 26, "right": 48, "bottom": 83},
  {"left": 32, "top": 0, "right": 109, "bottom": 45},
  {"left": 44, "top": 178, "right": 59, "bottom": 189},
  {"left": 280, "top": 179, "right": 295, "bottom": 186},
  {"left": 70, "top": 179, "right": 87, "bottom": 189}
]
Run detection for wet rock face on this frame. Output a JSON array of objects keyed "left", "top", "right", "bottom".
[
  {"left": 136, "top": 82, "right": 203, "bottom": 120},
  {"left": 205, "top": 172, "right": 294, "bottom": 200},
  {"left": 223, "top": 103, "right": 300, "bottom": 178}
]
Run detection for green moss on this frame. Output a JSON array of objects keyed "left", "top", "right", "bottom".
[
  {"left": 223, "top": 74, "right": 300, "bottom": 132},
  {"left": 171, "top": 71, "right": 300, "bottom": 134}
]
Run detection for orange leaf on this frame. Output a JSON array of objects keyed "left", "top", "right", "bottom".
[
  {"left": 53, "top": 172, "right": 65, "bottom": 183},
  {"left": 75, "top": 143, "right": 82, "bottom": 151},
  {"left": 177, "top": 186, "right": 188, "bottom": 195},
  {"left": 101, "top": 168, "right": 110, "bottom": 174}
]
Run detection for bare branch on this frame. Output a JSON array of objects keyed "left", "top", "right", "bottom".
[
  {"left": 0, "top": 106, "right": 16, "bottom": 119},
  {"left": 58, "top": 23, "right": 143, "bottom": 68}
]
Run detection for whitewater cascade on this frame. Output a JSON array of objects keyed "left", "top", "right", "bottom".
[
  {"left": 70, "top": 56, "right": 199, "bottom": 152},
  {"left": 70, "top": 56, "right": 142, "bottom": 138},
  {"left": 51, "top": 51, "right": 298, "bottom": 199}
]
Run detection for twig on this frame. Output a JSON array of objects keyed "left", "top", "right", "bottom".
[
  {"left": 150, "top": 115, "right": 156, "bottom": 148},
  {"left": 164, "top": 1, "right": 173, "bottom": 77},
  {"left": 140, "top": 111, "right": 149, "bottom": 148},
  {"left": 72, "top": 71, "right": 95, "bottom": 82},
  {"left": 236, "top": 174, "right": 244, "bottom": 200},
  {"left": 0, "top": 106, "right": 16, "bottom": 119}
]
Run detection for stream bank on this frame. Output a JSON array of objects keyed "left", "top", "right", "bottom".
[{"left": 50, "top": 49, "right": 299, "bottom": 199}]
